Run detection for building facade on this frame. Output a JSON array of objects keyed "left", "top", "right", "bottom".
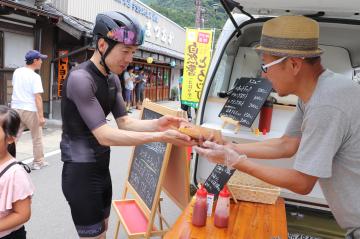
[
  {"left": 51, "top": 0, "right": 185, "bottom": 103},
  {"left": 0, "top": 0, "right": 60, "bottom": 110}
]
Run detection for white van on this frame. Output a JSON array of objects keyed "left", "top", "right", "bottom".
[{"left": 194, "top": 0, "right": 360, "bottom": 237}]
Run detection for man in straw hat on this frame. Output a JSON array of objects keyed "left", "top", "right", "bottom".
[{"left": 194, "top": 16, "right": 360, "bottom": 237}]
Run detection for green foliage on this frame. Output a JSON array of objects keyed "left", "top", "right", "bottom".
[{"left": 142, "top": 0, "right": 227, "bottom": 31}]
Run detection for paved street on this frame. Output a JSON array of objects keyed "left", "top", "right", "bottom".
[{"left": 17, "top": 101, "right": 187, "bottom": 239}]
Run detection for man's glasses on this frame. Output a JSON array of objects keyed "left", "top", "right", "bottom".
[{"left": 261, "top": 57, "right": 287, "bottom": 73}]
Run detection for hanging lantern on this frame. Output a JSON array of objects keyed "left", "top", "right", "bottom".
[
  {"left": 170, "top": 60, "right": 176, "bottom": 68},
  {"left": 147, "top": 57, "right": 153, "bottom": 64}
]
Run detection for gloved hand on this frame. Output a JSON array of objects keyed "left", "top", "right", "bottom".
[{"left": 194, "top": 141, "right": 247, "bottom": 169}]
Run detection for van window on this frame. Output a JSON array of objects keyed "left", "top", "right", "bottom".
[
  {"left": 208, "top": 47, "right": 234, "bottom": 97},
  {"left": 208, "top": 39, "right": 263, "bottom": 99}
]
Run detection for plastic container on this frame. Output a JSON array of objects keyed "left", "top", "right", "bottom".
[
  {"left": 259, "top": 96, "right": 275, "bottom": 133},
  {"left": 192, "top": 185, "right": 208, "bottom": 227},
  {"left": 214, "top": 186, "right": 230, "bottom": 228}
]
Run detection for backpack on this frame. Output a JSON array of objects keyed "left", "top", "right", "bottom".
[{"left": 0, "top": 161, "right": 31, "bottom": 178}]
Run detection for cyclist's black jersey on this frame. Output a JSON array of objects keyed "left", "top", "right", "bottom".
[{"left": 60, "top": 60, "right": 127, "bottom": 162}]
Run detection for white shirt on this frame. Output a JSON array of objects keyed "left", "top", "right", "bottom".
[{"left": 11, "top": 67, "right": 43, "bottom": 112}]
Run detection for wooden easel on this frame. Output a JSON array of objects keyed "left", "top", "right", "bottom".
[
  {"left": 220, "top": 116, "right": 241, "bottom": 133},
  {"left": 113, "top": 100, "right": 190, "bottom": 238},
  {"left": 162, "top": 105, "right": 190, "bottom": 210}
]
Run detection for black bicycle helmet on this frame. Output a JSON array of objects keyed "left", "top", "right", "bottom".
[{"left": 93, "top": 11, "right": 144, "bottom": 74}]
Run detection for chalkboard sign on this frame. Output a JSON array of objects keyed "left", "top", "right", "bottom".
[
  {"left": 204, "top": 164, "right": 235, "bottom": 197},
  {"left": 128, "top": 108, "right": 167, "bottom": 210},
  {"left": 118, "top": 100, "right": 190, "bottom": 237},
  {"left": 219, "top": 77, "right": 272, "bottom": 127}
]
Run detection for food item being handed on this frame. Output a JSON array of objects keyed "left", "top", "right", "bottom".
[{"left": 179, "top": 125, "right": 223, "bottom": 144}]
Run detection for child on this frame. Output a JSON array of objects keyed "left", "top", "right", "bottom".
[{"left": 0, "top": 105, "right": 34, "bottom": 239}]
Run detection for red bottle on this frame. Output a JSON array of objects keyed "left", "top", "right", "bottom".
[
  {"left": 259, "top": 97, "right": 275, "bottom": 133},
  {"left": 214, "top": 186, "right": 230, "bottom": 228},
  {"left": 192, "top": 185, "right": 208, "bottom": 227}
]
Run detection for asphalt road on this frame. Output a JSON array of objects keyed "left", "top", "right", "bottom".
[{"left": 25, "top": 145, "right": 182, "bottom": 239}]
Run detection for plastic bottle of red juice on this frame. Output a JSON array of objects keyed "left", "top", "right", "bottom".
[
  {"left": 214, "top": 186, "right": 230, "bottom": 228},
  {"left": 192, "top": 185, "right": 208, "bottom": 227}
]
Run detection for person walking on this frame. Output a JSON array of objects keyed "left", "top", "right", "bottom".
[
  {"left": 134, "top": 67, "right": 146, "bottom": 110},
  {"left": 60, "top": 11, "right": 194, "bottom": 239},
  {"left": 11, "top": 50, "right": 48, "bottom": 170},
  {"left": 195, "top": 16, "right": 360, "bottom": 238},
  {"left": 0, "top": 105, "right": 34, "bottom": 239}
]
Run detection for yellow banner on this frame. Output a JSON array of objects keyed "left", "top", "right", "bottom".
[{"left": 182, "top": 29, "right": 213, "bottom": 108}]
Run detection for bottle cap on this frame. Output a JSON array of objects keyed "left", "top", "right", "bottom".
[
  {"left": 196, "top": 184, "right": 208, "bottom": 197},
  {"left": 262, "top": 96, "right": 276, "bottom": 107},
  {"left": 219, "top": 185, "right": 230, "bottom": 197}
]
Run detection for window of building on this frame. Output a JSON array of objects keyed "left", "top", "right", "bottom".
[{"left": 4, "top": 32, "right": 34, "bottom": 69}]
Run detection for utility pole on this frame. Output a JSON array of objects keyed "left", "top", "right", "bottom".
[{"left": 195, "top": 0, "right": 201, "bottom": 28}]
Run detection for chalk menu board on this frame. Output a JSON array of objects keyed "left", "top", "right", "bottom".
[
  {"left": 219, "top": 77, "right": 272, "bottom": 127},
  {"left": 128, "top": 108, "right": 167, "bottom": 209},
  {"left": 204, "top": 164, "right": 235, "bottom": 197}
]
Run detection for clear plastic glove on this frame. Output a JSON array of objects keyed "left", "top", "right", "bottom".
[{"left": 194, "top": 141, "right": 247, "bottom": 169}]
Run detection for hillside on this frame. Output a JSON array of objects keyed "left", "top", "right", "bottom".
[{"left": 142, "top": 0, "right": 227, "bottom": 32}]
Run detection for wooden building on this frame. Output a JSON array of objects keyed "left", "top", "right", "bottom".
[{"left": 0, "top": 0, "right": 60, "bottom": 113}]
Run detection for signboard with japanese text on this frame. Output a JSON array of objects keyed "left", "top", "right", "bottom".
[
  {"left": 182, "top": 29, "right": 213, "bottom": 108},
  {"left": 204, "top": 164, "right": 235, "bottom": 198},
  {"left": 57, "top": 50, "right": 68, "bottom": 97},
  {"left": 219, "top": 77, "right": 273, "bottom": 127}
]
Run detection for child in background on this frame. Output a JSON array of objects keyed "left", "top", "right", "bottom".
[{"left": 0, "top": 105, "right": 34, "bottom": 239}]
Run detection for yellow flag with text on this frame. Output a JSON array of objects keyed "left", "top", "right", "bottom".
[{"left": 181, "top": 29, "right": 213, "bottom": 108}]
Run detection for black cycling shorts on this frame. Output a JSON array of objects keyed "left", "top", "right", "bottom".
[{"left": 62, "top": 155, "right": 112, "bottom": 238}]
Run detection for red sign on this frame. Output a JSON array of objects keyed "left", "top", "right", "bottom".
[{"left": 197, "top": 32, "right": 210, "bottom": 44}]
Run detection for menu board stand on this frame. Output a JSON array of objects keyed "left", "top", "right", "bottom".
[
  {"left": 112, "top": 100, "right": 190, "bottom": 238},
  {"left": 227, "top": 184, "right": 238, "bottom": 204},
  {"left": 219, "top": 77, "right": 273, "bottom": 130},
  {"left": 220, "top": 116, "right": 241, "bottom": 133}
]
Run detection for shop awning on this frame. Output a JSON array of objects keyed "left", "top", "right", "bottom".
[
  {"left": 0, "top": 0, "right": 61, "bottom": 22},
  {"left": 40, "top": 3, "right": 183, "bottom": 60},
  {"left": 140, "top": 41, "right": 184, "bottom": 60},
  {"left": 41, "top": 3, "right": 93, "bottom": 40}
]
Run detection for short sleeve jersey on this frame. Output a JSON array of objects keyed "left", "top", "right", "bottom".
[
  {"left": 285, "top": 70, "right": 360, "bottom": 231},
  {"left": 60, "top": 60, "right": 127, "bottom": 163}
]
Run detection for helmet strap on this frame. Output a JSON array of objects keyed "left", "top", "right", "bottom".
[{"left": 98, "top": 38, "right": 116, "bottom": 75}]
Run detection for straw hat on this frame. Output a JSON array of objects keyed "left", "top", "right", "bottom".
[{"left": 255, "top": 16, "right": 323, "bottom": 57}]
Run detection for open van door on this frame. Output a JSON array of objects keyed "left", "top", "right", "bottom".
[
  {"left": 194, "top": 0, "right": 360, "bottom": 237},
  {"left": 222, "top": 0, "right": 360, "bottom": 18}
]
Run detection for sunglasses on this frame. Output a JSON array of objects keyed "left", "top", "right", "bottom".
[
  {"left": 261, "top": 57, "right": 287, "bottom": 73},
  {"left": 106, "top": 27, "right": 144, "bottom": 46}
]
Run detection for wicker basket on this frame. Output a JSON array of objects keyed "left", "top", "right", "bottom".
[{"left": 228, "top": 171, "right": 280, "bottom": 204}]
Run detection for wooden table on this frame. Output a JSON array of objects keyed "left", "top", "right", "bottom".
[{"left": 165, "top": 198, "right": 287, "bottom": 239}]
